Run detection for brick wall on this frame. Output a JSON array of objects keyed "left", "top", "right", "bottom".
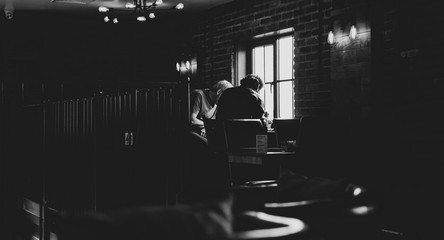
[
  {"left": 186, "top": 0, "right": 379, "bottom": 118},
  {"left": 185, "top": 3, "right": 444, "bottom": 235}
]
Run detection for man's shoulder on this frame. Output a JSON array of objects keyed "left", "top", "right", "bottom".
[
  {"left": 223, "top": 86, "right": 249, "bottom": 94},
  {"left": 191, "top": 88, "right": 205, "bottom": 94},
  {"left": 220, "top": 87, "right": 259, "bottom": 101},
  {"left": 191, "top": 88, "right": 207, "bottom": 97}
]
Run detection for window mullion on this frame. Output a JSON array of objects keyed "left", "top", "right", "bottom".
[{"left": 273, "top": 40, "right": 278, "bottom": 118}]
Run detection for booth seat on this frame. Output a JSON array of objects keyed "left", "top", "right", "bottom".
[{"left": 54, "top": 193, "right": 309, "bottom": 240}]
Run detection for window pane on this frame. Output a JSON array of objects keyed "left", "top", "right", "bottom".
[
  {"left": 264, "top": 45, "right": 274, "bottom": 84},
  {"left": 278, "top": 81, "right": 293, "bottom": 118},
  {"left": 253, "top": 44, "right": 274, "bottom": 118},
  {"left": 253, "top": 46, "right": 265, "bottom": 81},
  {"left": 278, "top": 36, "right": 294, "bottom": 80},
  {"left": 252, "top": 35, "right": 293, "bottom": 120},
  {"left": 262, "top": 83, "right": 274, "bottom": 119}
]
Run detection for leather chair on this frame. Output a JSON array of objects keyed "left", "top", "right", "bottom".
[
  {"left": 222, "top": 118, "right": 267, "bottom": 152},
  {"left": 202, "top": 118, "right": 279, "bottom": 212}
]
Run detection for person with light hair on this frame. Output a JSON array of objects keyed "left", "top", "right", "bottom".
[{"left": 190, "top": 79, "right": 233, "bottom": 137}]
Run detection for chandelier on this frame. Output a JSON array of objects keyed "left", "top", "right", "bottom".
[{"left": 99, "top": 0, "right": 184, "bottom": 23}]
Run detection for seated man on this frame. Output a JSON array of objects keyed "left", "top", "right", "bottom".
[
  {"left": 190, "top": 80, "right": 233, "bottom": 137},
  {"left": 216, "top": 74, "right": 266, "bottom": 124}
]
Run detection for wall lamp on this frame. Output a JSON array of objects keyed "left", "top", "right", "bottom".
[
  {"left": 176, "top": 57, "right": 196, "bottom": 76},
  {"left": 327, "top": 31, "right": 335, "bottom": 45},
  {"left": 327, "top": 24, "right": 358, "bottom": 45},
  {"left": 176, "top": 60, "right": 191, "bottom": 72}
]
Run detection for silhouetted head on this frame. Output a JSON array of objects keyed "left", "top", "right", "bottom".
[
  {"left": 240, "top": 74, "right": 264, "bottom": 92},
  {"left": 209, "top": 80, "right": 233, "bottom": 104},
  {"left": 209, "top": 80, "right": 233, "bottom": 93}
]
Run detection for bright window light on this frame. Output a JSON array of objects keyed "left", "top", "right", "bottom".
[{"left": 252, "top": 34, "right": 294, "bottom": 118}]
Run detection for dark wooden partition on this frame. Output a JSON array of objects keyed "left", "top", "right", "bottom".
[{"left": 10, "top": 82, "right": 188, "bottom": 240}]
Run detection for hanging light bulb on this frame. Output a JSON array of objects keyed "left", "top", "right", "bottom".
[
  {"left": 175, "top": 3, "right": 184, "bottom": 10},
  {"left": 98, "top": 0, "right": 182, "bottom": 23},
  {"left": 176, "top": 62, "right": 181, "bottom": 72},
  {"left": 98, "top": 6, "right": 109, "bottom": 12},
  {"left": 327, "top": 31, "right": 335, "bottom": 45},
  {"left": 125, "top": 3, "right": 136, "bottom": 9},
  {"left": 104, "top": 16, "right": 110, "bottom": 22},
  {"left": 113, "top": 18, "right": 119, "bottom": 24},
  {"left": 137, "top": 16, "right": 146, "bottom": 22},
  {"left": 349, "top": 25, "right": 357, "bottom": 40}
]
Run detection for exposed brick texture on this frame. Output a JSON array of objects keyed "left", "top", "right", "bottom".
[{"left": 186, "top": 0, "right": 381, "bottom": 118}]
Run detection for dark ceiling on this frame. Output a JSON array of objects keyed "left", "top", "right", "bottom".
[
  {"left": 1, "top": 0, "right": 237, "bottom": 85},
  {"left": 1, "top": 0, "right": 234, "bottom": 17}
]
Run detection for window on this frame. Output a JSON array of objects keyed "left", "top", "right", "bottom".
[{"left": 237, "top": 29, "right": 295, "bottom": 120}]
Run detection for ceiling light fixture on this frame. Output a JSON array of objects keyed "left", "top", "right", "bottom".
[
  {"left": 98, "top": 6, "right": 109, "bottom": 13},
  {"left": 4, "top": 0, "right": 14, "bottom": 20},
  {"left": 99, "top": 0, "right": 184, "bottom": 23},
  {"left": 137, "top": 16, "right": 146, "bottom": 22},
  {"left": 175, "top": 3, "right": 184, "bottom": 10}
]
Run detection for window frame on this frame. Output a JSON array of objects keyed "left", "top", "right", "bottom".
[{"left": 243, "top": 30, "right": 295, "bottom": 119}]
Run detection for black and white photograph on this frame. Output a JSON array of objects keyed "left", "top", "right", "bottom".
[{"left": 1, "top": 0, "right": 442, "bottom": 239}]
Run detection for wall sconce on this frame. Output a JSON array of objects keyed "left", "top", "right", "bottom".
[
  {"left": 175, "top": 60, "right": 190, "bottom": 74},
  {"left": 176, "top": 62, "right": 181, "bottom": 72},
  {"left": 176, "top": 57, "right": 196, "bottom": 76},
  {"left": 328, "top": 24, "right": 358, "bottom": 45},
  {"left": 327, "top": 31, "right": 335, "bottom": 45},
  {"left": 349, "top": 25, "right": 357, "bottom": 40}
]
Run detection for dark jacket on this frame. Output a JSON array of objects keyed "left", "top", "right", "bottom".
[{"left": 216, "top": 86, "right": 265, "bottom": 120}]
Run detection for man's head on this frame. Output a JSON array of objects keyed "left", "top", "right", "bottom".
[
  {"left": 209, "top": 80, "right": 233, "bottom": 103},
  {"left": 240, "top": 74, "right": 264, "bottom": 92},
  {"left": 209, "top": 80, "right": 233, "bottom": 93},
  {"left": 210, "top": 80, "right": 233, "bottom": 95}
]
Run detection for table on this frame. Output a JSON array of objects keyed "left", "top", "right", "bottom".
[
  {"left": 227, "top": 150, "right": 296, "bottom": 165},
  {"left": 226, "top": 149, "right": 297, "bottom": 186}
]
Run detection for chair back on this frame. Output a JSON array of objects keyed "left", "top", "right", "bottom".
[
  {"left": 273, "top": 118, "right": 301, "bottom": 146},
  {"left": 204, "top": 118, "right": 227, "bottom": 153},
  {"left": 223, "top": 119, "right": 266, "bottom": 152}
]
